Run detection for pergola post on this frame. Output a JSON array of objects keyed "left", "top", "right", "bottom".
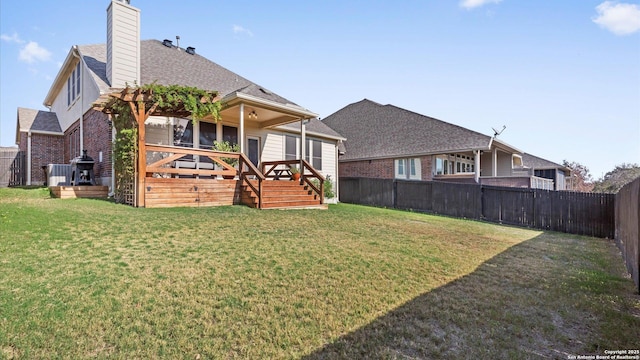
[
  {"left": 239, "top": 103, "right": 245, "bottom": 154},
  {"left": 131, "top": 101, "right": 147, "bottom": 208},
  {"left": 300, "top": 119, "right": 306, "bottom": 177}
]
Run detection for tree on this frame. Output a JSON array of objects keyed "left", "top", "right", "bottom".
[
  {"left": 562, "top": 160, "right": 594, "bottom": 192},
  {"left": 592, "top": 163, "right": 640, "bottom": 193}
]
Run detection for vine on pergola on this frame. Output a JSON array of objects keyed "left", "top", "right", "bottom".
[
  {"left": 101, "top": 83, "right": 221, "bottom": 130},
  {"left": 94, "top": 83, "right": 221, "bottom": 204}
]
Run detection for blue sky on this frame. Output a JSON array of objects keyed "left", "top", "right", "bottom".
[{"left": 1, "top": 0, "right": 638, "bottom": 179}]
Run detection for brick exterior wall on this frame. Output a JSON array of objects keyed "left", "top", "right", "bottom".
[
  {"left": 339, "top": 158, "right": 394, "bottom": 179},
  {"left": 17, "top": 132, "right": 64, "bottom": 185},
  {"left": 420, "top": 156, "right": 433, "bottom": 181},
  {"left": 82, "top": 110, "right": 112, "bottom": 181},
  {"left": 64, "top": 110, "right": 113, "bottom": 182},
  {"left": 339, "top": 155, "right": 434, "bottom": 181}
]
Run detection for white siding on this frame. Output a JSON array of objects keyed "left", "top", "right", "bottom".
[
  {"left": 497, "top": 151, "right": 513, "bottom": 176},
  {"left": 107, "top": 0, "right": 140, "bottom": 88},
  {"left": 261, "top": 131, "right": 284, "bottom": 162},
  {"left": 51, "top": 59, "right": 102, "bottom": 133}
]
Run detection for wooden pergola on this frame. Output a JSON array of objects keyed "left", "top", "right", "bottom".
[{"left": 94, "top": 87, "right": 220, "bottom": 207}]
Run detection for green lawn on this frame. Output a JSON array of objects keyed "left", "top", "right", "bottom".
[{"left": 1, "top": 187, "right": 638, "bottom": 359}]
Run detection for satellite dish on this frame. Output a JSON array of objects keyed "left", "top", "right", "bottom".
[{"left": 492, "top": 125, "right": 506, "bottom": 137}]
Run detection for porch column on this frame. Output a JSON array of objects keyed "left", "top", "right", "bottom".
[
  {"left": 239, "top": 103, "right": 245, "bottom": 154},
  {"left": 300, "top": 119, "right": 306, "bottom": 171},
  {"left": 492, "top": 148, "right": 497, "bottom": 177},
  {"left": 475, "top": 150, "right": 480, "bottom": 183}
]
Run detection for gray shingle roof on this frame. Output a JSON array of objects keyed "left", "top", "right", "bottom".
[
  {"left": 521, "top": 153, "right": 565, "bottom": 170},
  {"left": 321, "top": 99, "right": 492, "bottom": 161},
  {"left": 79, "top": 40, "right": 299, "bottom": 107},
  {"left": 278, "top": 118, "right": 345, "bottom": 140},
  {"left": 17, "top": 107, "right": 62, "bottom": 133}
]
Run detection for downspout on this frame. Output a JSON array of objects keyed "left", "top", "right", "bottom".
[
  {"left": 71, "top": 46, "right": 84, "bottom": 153},
  {"left": 27, "top": 131, "right": 32, "bottom": 185}
]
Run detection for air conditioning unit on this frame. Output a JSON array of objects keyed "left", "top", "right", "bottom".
[{"left": 46, "top": 164, "right": 72, "bottom": 186}]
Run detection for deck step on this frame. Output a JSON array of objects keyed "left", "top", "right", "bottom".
[{"left": 241, "top": 179, "right": 322, "bottom": 209}]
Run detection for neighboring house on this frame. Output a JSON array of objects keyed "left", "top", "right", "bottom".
[
  {"left": 515, "top": 153, "right": 571, "bottom": 190},
  {"left": 322, "top": 99, "right": 556, "bottom": 189},
  {"left": 15, "top": 0, "right": 343, "bottom": 206}
]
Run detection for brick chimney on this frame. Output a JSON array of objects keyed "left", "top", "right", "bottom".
[{"left": 106, "top": 0, "right": 140, "bottom": 88}]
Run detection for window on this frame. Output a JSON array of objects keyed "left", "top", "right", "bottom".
[
  {"left": 69, "top": 126, "right": 80, "bottom": 159},
  {"left": 312, "top": 140, "right": 322, "bottom": 170},
  {"left": 285, "top": 136, "right": 297, "bottom": 160},
  {"left": 173, "top": 119, "right": 194, "bottom": 148},
  {"left": 67, "top": 62, "right": 81, "bottom": 106},
  {"left": 436, "top": 153, "right": 475, "bottom": 175},
  {"left": 222, "top": 125, "right": 238, "bottom": 146},
  {"left": 396, "top": 158, "right": 421, "bottom": 179},
  {"left": 199, "top": 122, "right": 216, "bottom": 151}
]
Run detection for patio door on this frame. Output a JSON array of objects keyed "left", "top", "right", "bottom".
[{"left": 247, "top": 136, "right": 260, "bottom": 167}]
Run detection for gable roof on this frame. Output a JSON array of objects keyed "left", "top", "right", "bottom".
[
  {"left": 78, "top": 40, "right": 304, "bottom": 110},
  {"left": 522, "top": 153, "right": 568, "bottom": 171},
  {"left": 322, "top": 99, "right": 505, "bottom": 161},
  {"left": 16, "top": 107, "right": 62, "bottom": 133}
]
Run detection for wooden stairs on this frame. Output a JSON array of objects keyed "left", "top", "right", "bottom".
[{"left": 242, "top": 180, "right": 327, "bottom": 209}]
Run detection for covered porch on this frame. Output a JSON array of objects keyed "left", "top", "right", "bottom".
[{"left": 430, "top": 139, "right": 553, "bottom": 189}]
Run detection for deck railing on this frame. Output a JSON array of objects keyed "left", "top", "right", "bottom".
[
  {"left": 145, "top": 144, "right": 240, "bottom": 178},
  {"left": 238, "top": 153, "right": 264, "bottom": 208},
  {"left": 142, "top": 145, "right": 325, "bottom": 208},
  {"left": 144, "top": 144, "right": 267, "bottom": 208},
  {"left": 261, "top": 159, "right": 325, "bottom": 204}
]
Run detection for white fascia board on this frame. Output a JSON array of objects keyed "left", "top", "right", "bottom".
[
  {"left": 491, "top": 138, "right": 522, "bottom": 154},
  {"left": 44, "top": 46, "right": 78, "bottom": 107},
  {"left": 276, "top": 127, "right": 346, "bottom": 141},
  {"left": 28, "top": 130, "right": 64, "bottom": 136}
]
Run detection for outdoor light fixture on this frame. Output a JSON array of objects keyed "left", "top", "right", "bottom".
[{"left": 248, "top": 110, "right": 258, "bottom": 120}]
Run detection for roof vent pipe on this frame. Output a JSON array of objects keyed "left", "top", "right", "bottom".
[
  {"left": 162, "top": 39, "right": 173, "bottom": 47},
  {"left": 176, "top": 35, "right": 180, "bottom": 50},
  {"left": 186, "top": 46, "right": 196, "bottom": 55}
]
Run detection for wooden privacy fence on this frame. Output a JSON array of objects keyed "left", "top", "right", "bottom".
[
  {"left": 615, "top": 177, "right": 640, "bottom": 294},
  {"left": 0, "top": 149, "right": 25, "bottom": 187},
  {"left": 340, "top": 177, "right": 615, "bottom": 239}
]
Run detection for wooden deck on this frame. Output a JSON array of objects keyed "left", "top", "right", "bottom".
[
  {"left": 49, "top": 185, "right": 109, "bottom": 199},
  {"left": 143, "top": 178, "right": 326, "bottom": 209},
  {"left": 124, "top": 144, "right": 328, "bottom": 209}
]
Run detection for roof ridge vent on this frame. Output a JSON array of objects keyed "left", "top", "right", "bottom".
[
  {"left": 186, "top": 46, "right": 196, "bottom": 55},
  {"left": 162, "top": 39, "right": 173, "bottom": 47}
]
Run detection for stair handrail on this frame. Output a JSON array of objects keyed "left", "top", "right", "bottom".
[
  {"left": 239, "top": 153, "right": 265, "bottom": 208},
  {"left": 300, "top": 159, "right": 324, "bottom": 204}
]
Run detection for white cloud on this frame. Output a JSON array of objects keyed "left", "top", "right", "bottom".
[
  {"left": 233, "top": 25, "right": 254, "bottom": 37},
  {"left": 460, "top": 0, "right": 503, "bottom": 10},
  {"left": 593, "top": 1, "right": 640, "bottom": 35},
  {"left": 0, "top": 32, "right": 24, "bottom": 44},
  {"left": 18, "top": 41, "right": 52, "bottom": 63}
]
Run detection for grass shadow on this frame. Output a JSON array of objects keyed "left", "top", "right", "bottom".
[{"left": 303, "top": 233, "right": 640, "bottom": 359}]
